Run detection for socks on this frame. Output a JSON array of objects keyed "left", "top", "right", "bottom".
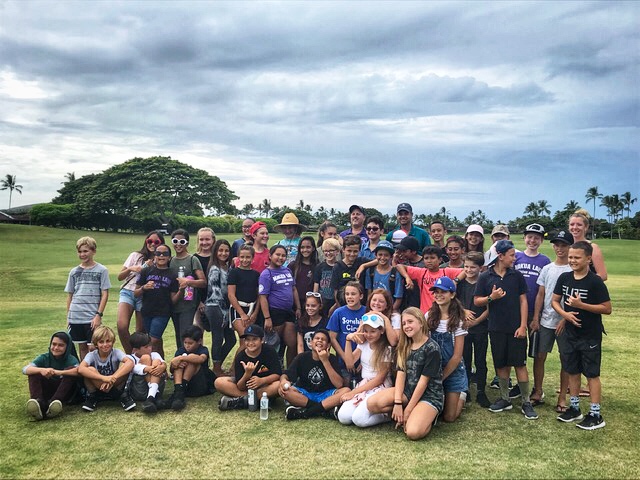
[
  {"left": 148, "top": 383, "right": 159, "bottom": 398},
  {"left": 590, "top": 403, "right": 601, "bottom": 417},
  {"left": 518, "top": 381, "right": 531, "bottom": 403},
  {"left": 570, "top": 395, "right": 580, "bottom": 409},
  {"left": 305, "top": 399, "right": 325, "bottom": 416},
  {"left": 498, "top": 377, "right": 510, "bottom": 401}
]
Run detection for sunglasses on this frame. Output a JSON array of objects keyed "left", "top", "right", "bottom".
[
  {"left": 361, "top": 313, "right": 382, "bottom": 323},
  {"left": 171, "top": 238, "right": 189, "bottom": 245},
  {"left": 146, "top": 238, "right": 162, "bottom": 246},
  {"left": 305, "top": 291, "right": 321, "bottom": 298},
  {"left": 366, "top": 227, "right": 380, "bottom": 232},
  {"left": 154, "top": 250, "right": 171, "bottom": 257}
]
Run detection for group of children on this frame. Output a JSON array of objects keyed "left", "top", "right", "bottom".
[{"left": 23, "top": 208, "right": 611, "bottom": 436}]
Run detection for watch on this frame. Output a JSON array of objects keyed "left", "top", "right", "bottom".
[
  {"left": 486, "top": 296, "right": 493, "bottom": 304},
  {"left": 96, "top": 312, "right": 104, "bottom": 317}
]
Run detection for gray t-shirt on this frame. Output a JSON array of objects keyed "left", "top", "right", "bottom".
[
  {"left": 537, "top": 262, "right": 572, "bottom": 329},
  {"left": 83, "top": 348, "right": 125, "bottom": 376},
  {"left": 65, "top": 263, "right": 111, "bottom": 324},
  {"left": 169, "top": 255, "right": 203, "bottom": 313},
  {"left": 399, "top": 337, "right": 444, "bottom": 413}
]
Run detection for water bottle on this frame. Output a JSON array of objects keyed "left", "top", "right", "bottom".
[
  {"left": 184, "top": 275, "right": 194, "bottom": 301},
  {"left": 178, "top": 266, "right": 185, "bottom": 278},
  {"left": 248, "top": 389, "right": 257, "bottom": 411},
  {"left": 260, "top": 392, "right": 269, "bottom": 420}
]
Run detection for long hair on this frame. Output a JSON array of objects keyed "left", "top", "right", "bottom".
[
  {"left": 367, "top": 288, "right": 393, "bottom": 319},
  {"left": 195, "top": 227, "right": 216, "bottom": 255},
  {"left": 426, "top": 295, "right": 468, "bottom": 333},
  {"left": 396, "top": 307, "right": 429, "bottom": 371},
  {"left": 317, "top": 221, "right": 337, "bottom": 247},
  {"left": 290, "top": 236, "right": 318, "bottom": 276},
  {"left": 298, "top": 294, "right": 323, "bottom": 329},
  {"left": 209, "top": 239, "right": 231, "bottom": 271},
  {"left": 368, "top": 324, "right": 391, "bottom": 374},
  {"left": 138, "top": 230, "right": 165, "bottom": 261}
]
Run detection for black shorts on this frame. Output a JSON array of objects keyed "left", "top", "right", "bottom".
[
  {"left": 68, "top": 324, "right": 93, "bottom": 343},
  {"left": 558, "top": 331, "right": 601, "bottom": 378},
  {"left": 129, "top": 375, "right": 166, "bottom": 401},
  {"left": 185, "top": 365, "right": 215, "bottom": 397},
  {"left": 270, "top": 307, "right": 296, "bottom": 327},
  {"left": 490, "top": 331, "right": 527, "bottom": 369}
]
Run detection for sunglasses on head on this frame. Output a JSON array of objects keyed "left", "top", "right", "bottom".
[
  {"left": 146, "top": 238, "right": 162, "bottom": 246},
  {"left": 361, "top": 313, "right": 382, "bottom": 323},
  {"left": 154, "top": 250, "right": 171, "bottom": 257},
  {"left": 171, "top": 238, "right": 189, "bottom": 245},
  {"left": 306, "top": 292, "right": 321, "bottom": 298}
]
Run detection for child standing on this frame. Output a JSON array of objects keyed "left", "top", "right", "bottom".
[
  {"left": 194, "top": 227, "right": 216, "bottom": 331},
  {"left": 23, "top": 331, "right": 79, "bottom": 420},
  {"left": 65, "top": 236, "right": 111, "bottom": 360},
  {"left": 313, "top": 237, "right": 340, "bottom": 317},
  {"left": 275, "top": 212, "right": 305, "bottom": 266},
  {"left": 359, "top": 216, "right": 385, "bottom": 260},
  {"left": 363, "top": 240, "right": 404, "bottom": 312},
  {"left": 228, "top": 244, "right": 260, "bottom": 340},
  {"left": 297, "top": 292, "right": 328, "bottom": 354},
  {"left": 552, "top": 241, "right": 611, "bottom": 430},
  {"left": 366, "top": 307, "right": 444, "bottom": 441},
  {"left": 464, "top": 225, "right": 485, "bottom": 253},
  {"left": 442, "top": 235, "right": 465, "bottom": 268},
  {"left": 337, "top": 313, "right": 393, "bottom": 427},
  {"left": 290, "top": 236, "right": 319, "bottom": 309},
  {"left": 474, "top": 240, "right": 538, "bottom": 420},
  {"left": 125, "top": 332, "right": 167, "bottom": 414},
  {"left": 329, "top": 234, "right": 366, "bottom": 314},
  {"left": 316, "top": 221, "right": 340, "bottom": 263},
  {"left": 235, "top": 221, "right": 270, "bottom": 273},
  {"left": 427, "top": 277, "right": 468, "bottom": 422}
]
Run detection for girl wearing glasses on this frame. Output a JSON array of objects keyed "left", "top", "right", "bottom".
[
  {"left": 116, "top": 230, "right": 165, "bottom": 353},
  {"left": 134, "top": 244, "right": 180, "bottom": 358},
  {"left": 297, "top": 292, "right": 328, "bottom": 354}
]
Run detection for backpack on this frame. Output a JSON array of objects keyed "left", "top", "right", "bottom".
[{"left": 367, "top": 266, "right": 397, "bottom": 296}]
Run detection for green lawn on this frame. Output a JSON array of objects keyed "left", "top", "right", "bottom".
[{"left": 0, "top": 224, "right": 638, "bottom": 479}]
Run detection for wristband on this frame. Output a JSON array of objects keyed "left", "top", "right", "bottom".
[
  {"left": 394, "top": 401, "right": 403, "bottom": 405},
  {"left": 96, "top": 312, "right": 103, "bottom": 317}
]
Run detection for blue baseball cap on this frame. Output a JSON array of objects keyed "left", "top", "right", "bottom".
[
  {"left": 429, "top": 276, "right": 457, "bottom": 293},
  {"left": 374, "top": 240, "right": 395, "bottom": 254}
]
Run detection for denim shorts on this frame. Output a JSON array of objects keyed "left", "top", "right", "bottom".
[
  {"left": 143, "top": 316, "right": 170, "bottom": 339},
  {"left": 294, "top": 386, "right": 337, "bottom": 403},
  {"left": 442, "top": 367, "right": 468, "bottom": 394},
  {"left": 119, "top": 289, "right": 143, "bottom": 311}
]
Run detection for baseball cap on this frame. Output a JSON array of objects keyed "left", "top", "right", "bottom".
[
  {"left": 495, "top": 239, "right": 515, "bottom": 254},
  {"left": 361, "top": 313, "right": 385, "bottom": 329},
  {"left": 373, "top": 240, "right": 395, "bottom": 255},
  {"left": 349, "top": 205, "right": 365, "bottom": 215},
  {"left": 491, "top": 225, "right": 510, "bottom": 237},
  {"left": 397, "top": 203, "right": 413, "bottom": 214},
  {"left": 249, "top": 221, "right": 267, "bottom": 236},
  {"left": 524, "top": 223, "right": 545, "bottom": 236},
  {"left": 391, "top": 230, "right": 408, "bottom": 245},
  {"left": 550, "top": 230, "right": 574, "bottom": 245},
  {"left": 466, "top": 224, "right": 484, "bottom": 236},
  {"left": 240, "top": 324, "right": 265, "bottom": 339},
  {"left": 395, "top": 235, "right": 419, "bottom": 252},
  {"left": 429, "top": 276, "right": 457, "bottom": 293}
]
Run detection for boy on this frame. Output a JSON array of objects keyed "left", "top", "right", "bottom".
[
  {"left": 552, "top": 241, "right": 611, "bottom": 430},
  {"left": 474, "top": 240, "right": 538, "bottom": 420},
  {"left": 279, "top": 329, "right": 351, "bottom": 420},
  {"left": 456, "top": 251, "right": 490, "bottom": 407},
  {"left": 530, "top": 230, "right": 574, "bottom": 409},
  {"left": 429, "top": 221, "right": 449, "bottom": 263},
  {"left": 313, "top": 237, "right": 341, "bottom": 317},
  {"left": 359, "top": 216, "right": 385, "bottom": 260},
  {"left": 442, "top": 235, "right": 465, "bottom": 268},
  {"left": 163, "top": 325, "right": 214, "bottom": 411},
  {"left": 395, "top": 246, "right": 463, "bottom": 313},
  {"left": 363, "top": 240, "right": 404, "bottom": 312},
  {"left": 126, "top": 332, "right": 167, "bottom": 414},
  {"left": 215, "top": 325, "right": 282, "bottom": 410},
  {"left": 329, "top": 234, "right": 365, "bottom": 315},
  {"left": 65, "top": 236, "right": 111, "bottom": 359},
  {"left": 78, "top": 326, "right": 135, "bottom": 412},
  {"left": 510, "top": 223, "right": 550, "bottom": 399}
]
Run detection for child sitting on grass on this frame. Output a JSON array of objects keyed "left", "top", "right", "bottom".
[{"left": 126, "top": 332, "right": 167, "bottom": 414}]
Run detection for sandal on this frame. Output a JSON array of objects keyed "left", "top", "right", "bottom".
[
  {"left": 579, "top": 388, "right": 590, "bottom": 397},
  {"left": 555, "top": 403, "right": 568, "bottom": 413}
]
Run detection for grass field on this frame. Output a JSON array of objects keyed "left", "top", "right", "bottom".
[{"left": 1, "top": 224, "right": 638, "bottom": 479}]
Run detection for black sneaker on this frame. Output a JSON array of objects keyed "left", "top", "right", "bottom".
[
  {"left": 489, "top": 376, "right": 500, "bottom": 389},
  {"left": 521, "top": 402, "right": 538, "bottom": 420},
  {"left": 285, "top": 406, "right": 307, "bottom": 420},
  {"left": 142, "top": 397, "right": 157, "bottom": 414},
  {"left": 489, "top": 398, "right": 513, "bottom": 413},
  {"left": 27, "top": 399, "right": 44, "bottom": 420},
  {"left": 155, "top": 395, "right": 173, "bottom": 410},
  {"left": 509, "top": 384, "right": 521, "bottom": 399},
  {"left": 557, "top": 406, "right": 583, "bottom": 423},
  {"left": 219, "top": 395, "right": 246, "bottom": 411},
  {"left": 120, "top": 394, "right": 136, "bottom": 412},
  {"left": 46, "top": 400, "right": 63, "bottom": 419},
  {"left": 82, "top": 394, "right": 97, "bottom": 412},
  {"left": 476, "top": 391, "right": 491, "bottom": 408},
  {"left": 508, "top": 378, "right": 514, "bottom": 389},
  {"left": 576, "top": 412, "right": 605, "bottom": 430},
  {"left": 321, "top": 407, "right": 338, "bottom": 420},
  {"left": 171, "top": 390, "right": 186, "bottom": 411}
]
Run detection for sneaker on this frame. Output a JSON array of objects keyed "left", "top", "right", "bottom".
[
  {"left": 155, "top": 395, "right": 173, "bottom": 410},
  {"left": 557, "top": 406, "right": 583, "bottom": 423},
  {"left": 460, "top": 391, "right": 468, "bottom": 409},
  {"left": 218, "top": 395, "right": 246, "bottom": 411},
  {"left": 531, "top": 389, "right": 545, "bottom": 406},
  {"left": 82, "top": 394, "right": 97, "bottom": 412},
  {"left": 285, "top": 406, "right": 307, "bottom": 420},
  {"left": 489, "top": 398, "right": 513, "bottom": 413},
  {"left": 489, "top": 376, "right": 500, "bottom": 389},
  {"left": 27, "top": 399, "right": 44, "bottom": 420},
  {"left": 46, "top": 400, "right": 63, "bottom": 419},
  {"left": 576, "top": 412, "right": 605, "bottom": 430},
  {"left": 476, "top": 391, "right": 491, "bottom": 408},
  {"left": 321, "top": 407, "right": 339, "bottom": 420},
  {"left": 171, "top": 389, "right": 186, "bottom": 411},
  {"left": 120, "top": 394, "right": 136, "bottom": 412},
  {"left": 521, "top": 402, "right": 538, "bottom": 420},
  {"left": 509, "top": 384, "right": 521, "bottom": 399},
  {"left": 508, "top": 378, "right": 514, "bottom": 389},
  {"left": 142, "top": 397, "right": 157, "bottom": 414}
]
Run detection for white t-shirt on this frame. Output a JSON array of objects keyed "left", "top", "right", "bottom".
[
  {"left": 435, "top": 318, "right": 467, "bottom": 337},
  {"left": 537, "top": 262, "right": 572, "bottom": 328},
  {"left": 356, "top": 342, "right": 392, "bottom": 383},
  {"left": 129, "top": 351, "right": 165, "bottom": 375}
]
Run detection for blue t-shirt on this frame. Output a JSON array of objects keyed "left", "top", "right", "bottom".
[
  {"left": 327, "top": 305, "right": 366, "bottom": 365},
  {"left": 364, "top": 267, "right": 404, "bottom": 299},
  {"left": 276, "top": 237, "right": 300, "bottom": 266}
]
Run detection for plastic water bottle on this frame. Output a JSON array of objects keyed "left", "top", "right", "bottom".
[
  {"left": 260, "top": 392, "right": 269, "bottom": 420},
  {"left": 248, "top": 389, "right": 257, "bottom": 411},
  {"left": 184, "top": 275, "right": 194, "bottom": 301},
  {"left": 178, "top": 266, "right": 185, "bottom": 278}
]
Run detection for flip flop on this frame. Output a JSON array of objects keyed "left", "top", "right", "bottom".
[
  {"left": 532, "top": 398, "right": 545, "bottom": 407},
  {"left": 579, "top": 388, "right": 590, "bottom": 397},
  {"left": 555, "top": 404, "right": 568, "bottom": 413}
]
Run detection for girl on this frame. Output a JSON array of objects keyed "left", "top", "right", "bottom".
[
  {"left": 194, "top": 227, "right": 216, "bottom": 330},
  {"left": 464, "top": 224, "right": 485, "bottom": 253},
  {"left": 426, "top": 277, "right": 468, "bottom": 423},
  {"left": 23, "top": 331, "right": 79, "bottom": 420},
  {"left": 228, "top": 244, "right": 260, "bottom": 340},
  {"left": 297, "top": 292, "right": 328, "bottom": 354},
  {"left": 367, "top": 307, "right": 444, "bottom": 441},
  {"left": 235, "top": 222, "right": 270, "bottom": 273},
  {"left": 275, "top": 212, "right": 305, "bottom": 266},
  {"left": 290, "top": 236, "right": 319, "bottom": 308},
  {"left": 204, "top": 239, "right": 236, "bottom": 377},
  {"left": 337, "top": 313, "right": 392, "bottom": 427},
  {"left": 169, "top": 229, "right": 207, "bottom": 349},
  {"left": 569, "top": 209, "right": 607, "bottom": 280},
  {"left": 116, "top": 230, "right": 164, "bottom": 353},
  {"left": 313, "top": 237, "right": 341, "bottom": 317},
  {"left": 316, "top": 221, "right": 340, "bottom": 262},
  {"left": 259, "top": 245, "right": 302, "bottom": 367},
  {"left": 443, "top": 235, "right": 465, "bottom": 268},
  {"left": 367, "top": 288, "right": 400, "bottom": 347}
]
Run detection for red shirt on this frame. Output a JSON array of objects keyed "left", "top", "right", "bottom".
[{"left": 405, "top": 266, "right": 462, "bottom": 313}]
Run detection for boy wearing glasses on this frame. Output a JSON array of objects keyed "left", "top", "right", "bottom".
[
  {"left": 135, "top": 244, "right": 180, "bottom": 358},
  {"left": 360, "top": 216, "right": 385, "bottom": 260},
  {"left": 313, "top": 237, "right": 341, "bottom": 317}
]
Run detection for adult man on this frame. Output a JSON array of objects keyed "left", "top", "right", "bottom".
[
  {"left": 231, "top": 217, "right": 255, "bottom": 259},
  {"left": 385, "top": 203, "right": 431, "bottom": 251},
  {"left": 340, "top": 205, "right": 368, "bottom": 242}
]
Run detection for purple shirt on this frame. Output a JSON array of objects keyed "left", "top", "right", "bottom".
[
  {"left": 258, "top": 266, "right": 295, "bottom": 310},
  {"left": 515, "top": 251, "right": 551, "bottom": 314},
  {"left": 339, "top": 227, "right": 369, "bottom": 242}
]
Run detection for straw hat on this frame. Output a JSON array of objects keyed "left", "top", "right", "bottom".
[{"left": 275, "top": 212, "right": 305, "bottom": 234}]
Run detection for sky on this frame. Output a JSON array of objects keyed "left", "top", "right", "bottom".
[{"left": 0, "top": 1, "right": 638, "bottom": 221}]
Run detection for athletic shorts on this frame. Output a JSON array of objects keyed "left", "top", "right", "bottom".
[
  {"left": 185, "top": 365, "right": 215, "bottom": 397},
  {"left": 69, "top": 323, "right": 93, "bottom": 343},
  {"left": 118, "top": 288, "right": 143, "bottom": 311},
  {"left": 490, "top": 331, "right": 527, "bottom": 369},
  {"left": 294, "top": 386, "right": 337, "bottom": 403},
  {"left": 537, "top": 325, "right": 558, "bottom": 354},
  {"left": 143, "top": 316, "right": 170, "bottom": 339},
  {"left": 270, "top": 307, "right": 296, "bottom": 327},
  {"left": 129, "top": 375, "right": 166, "bottom": 401},
  {"left": 558, "top": 331, "right": 601, "bottom": 378}
]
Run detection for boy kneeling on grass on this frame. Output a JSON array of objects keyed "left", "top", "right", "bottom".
[
  {"left": 552, "top": 241, "right": 611, "bottom": 430},
  {"left": 126, "top": 332, "right": 167, "bottom": 414},
  {"left": 215, "top": 324, "right": 282, "bottom": 410},
  {"left": 279, "top": 329, "right": 350, "bottom": 420}
]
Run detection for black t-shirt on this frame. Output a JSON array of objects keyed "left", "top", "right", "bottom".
[
  {"left": 456, "top": 279, "right": 488, "bottom": 333},
  {"left": 227, "top": 267, "right": 260, "bottom": 303},
  {"left": 233, "top": 345, "right": 282, "bottom": 382},
  {"left": 195, "top": 254, "right": 211, "bottom": 302},
  {"left": 137, "top": 266, "right": 179, "bottom": 317},
  {"left": 294, "top": 263, "right": 315, "bottom": 305},
  {"left": 475, "top": 267, "right": 528, "bottom": 333},
  {"left": 330, "top": 258, "right": 366, "bottom": 305},
  {"left": 174, "top": 344, "right": 210, "bottom": 367},
  {"left": 553, "top": 270, "right": 610, "bottom": 339},
  {"left": 286, "top": 351, "right": 341, "bottom": 392}
]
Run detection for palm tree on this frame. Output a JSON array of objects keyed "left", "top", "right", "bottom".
[
  {"left": 241, "top": 203, "right": 255, "bottom": 216},
  {"left": 585, "top": 186, "right": 602, "bottom": 219},
  {"left": 296, "top": 199, "right": 305, "bottom": 210},
  {"left": 621, "top": 191, "right": 637, "bottom": 218},
  {"left": 565, "top": 200, "right": 580, "bottom": 212},
  {"left": 258, "top": 199, "right": 272, "bottom": 217},
  {"left": 62, "top": 172, "right": 76, "bottom": 184},
  {"left": 524, "top": 202, "right": 539, "bottom": 217},
  {"left": 1, "top": 174, "right": 23, "bottom": 209},
  {"left": 537, "top": 200, "right": 551, "bottom": 216}
]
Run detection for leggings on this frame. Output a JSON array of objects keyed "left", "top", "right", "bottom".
[{"left": 205, "top": 305, "right": 237, "bottom": 363}]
